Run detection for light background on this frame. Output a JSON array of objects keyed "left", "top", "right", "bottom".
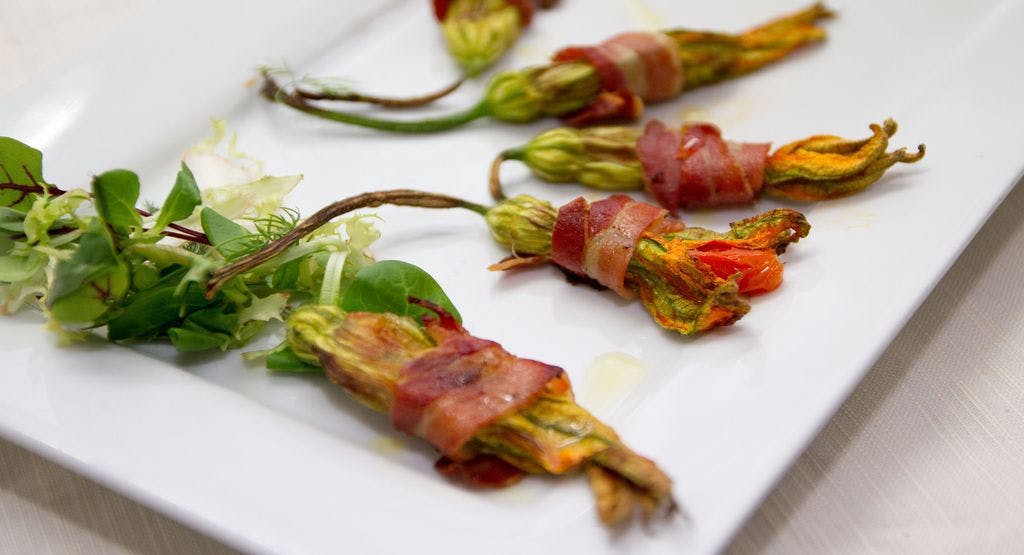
[{"left": 1, "top": 1, "right": 1021, "bottom": 553}]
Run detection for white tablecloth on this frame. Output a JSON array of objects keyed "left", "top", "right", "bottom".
[{"left": 2, "top": 1, "right": 1022, "bottom": 553}]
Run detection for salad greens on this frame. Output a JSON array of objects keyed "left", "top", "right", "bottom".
[{"left": 0, "top": 128, "right": 458, "bottom": 363}]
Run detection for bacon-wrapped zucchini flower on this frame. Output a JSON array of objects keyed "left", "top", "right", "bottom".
[
  {"left": 485, "top": 194, "right": 808, "bottom": 333},
  {"left": 207, "top": 191, "right": 808, "bottom": 337},
  {"left": 259, "top": 3, "right": 832, "bottom": 132},
  {"left": 285, "top": 299, "right": 675, "bottom": 526},
  {"left": 491, "top": 118, "right": 926, "bottom": 213}
]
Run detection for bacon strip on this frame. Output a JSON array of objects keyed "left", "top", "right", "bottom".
[
  {"left": 636, "top": 120, "right": 683, "bottom": 211},
  {"left": 550, "top": 196, "right": 589, "bottom": 275},
  {"left": 434, "top": 454, "right": 526, "bottom": 488},
  {"left": 553, "top": 32, "right": 682, "bottom": 125},
  {"left": 434, "top": 0, "right": 536, "bottom": 25},
  {"left": 603, "top": 33, "right": 683, "bottom": 101},
  {"left": 433, "top": 0, "right": 453, "bottom": 20},
  {"left": 390, "top": 299, "right": 563, "bottom": 459},
  {"left": 551, "top": 195, "right": 677, "bottom": 297},
  {"left": 638, "top": 121, "right": 771, "bottom": 212}
]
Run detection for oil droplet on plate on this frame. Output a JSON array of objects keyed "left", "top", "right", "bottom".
[
  {"left": 369, "top": 435, "right": 407, "bottom": 456},
  {"left": 513, "top": 42, "right": 551, "bottom": 64},
  {"left": 621, "top": 0, "right": 666, "bottom": 29},
  {"left": 679, "top": 105, "right": 711, "bottom": 123},
  {"left": 581, "top": 352, "right": 648, "bottom": 419}
]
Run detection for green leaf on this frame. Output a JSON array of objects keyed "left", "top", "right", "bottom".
[
  {"left": 0, "top": 207, "right": 26, "bottom": 233},
  {"left": 48, "top": 220, "right": 121, "bottom": 305},
  {"left": 46, "top": 222, "right": 130, "bottom": 325},
  {"left": 184, "top": 307, "right": 239, "bottom": 335},
  {"left": 92, "top": 169, "right": 142, "bottom": 234},
  {"left": 200, "top": 207, "right": 251, "bottom": 259},
  {"left": 106, "top": 268, "right": 213, "bottom": 340},
  {"left": 0, "top": 253, "right": 46, "bottom": 282},
  {"left": 340, "top": 260, "right": 461, "bottom": 323},
  {"left": 0, "top": 137, "right": 47, "bottom": 211},
  {"left": 47, "top": 264, "right": 129, "bottom": 325},
  {"left": 236, "top": 293, "right": 287, "bottom": 326},
  {"left": 270, "top": 258, "right": 302, "bottom": 290},
  {"left": 167, "top": 306, "right": 243, "bottom": 351},
  {"left": 168, "top": 326, "right": 232, "bottom": 352},
  {"left": 266, "top": 345, "right": 322, "bottom": 373},
  {"left": 232, "top": 319, "right": 267, "bottom": 347},
  {"left": 154, "top": 163, "right": 201, "bottom": 232}
]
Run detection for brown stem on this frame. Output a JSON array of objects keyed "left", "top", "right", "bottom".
[
  {"left": 135, "top": 207, "right": 210, "bottom": 244},
  {"left": 0, "top": 162, "right": 69, "bottom": 200},
  {"left": 7, "top": 225, "right": 78, "bottom": 241},
  {"left": 166, "top": 224, "right": 210, "bottom": 244},
  {"left": 294, "top": 77, "right": 465, "bottom": 108},
  {"left": 158, "top": 230, "right": 211, "bottom": 244},
  {"left": 488, "top": 152, "right": 509, "bottom": 201},
  {"left": 0, "top": 181, "right": 49, "bottom": 195},
  {"left": 205, "top": 189, "right": 490, "bottom": 299}
]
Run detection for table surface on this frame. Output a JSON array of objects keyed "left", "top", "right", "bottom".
[{"left": 2, "top": 1, "right": 1022, "bottom": 553}]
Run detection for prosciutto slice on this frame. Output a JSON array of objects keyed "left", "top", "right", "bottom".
[
  {"left": 550, "top": 195, "right": 681, "bottom": 297},
  {"left": 390, "top": 299, "right": 563, "bottom": 459},
  {"left": 638, "top": 120, "right": 770, "bottom": 212},
  {"left": 553, "top": 32, "right": 682, "bottom": 126},
  {"left": 433, "top": 0, "right": 536, "bottom": 25}
]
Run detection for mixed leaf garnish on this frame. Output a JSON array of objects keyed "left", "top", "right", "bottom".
[{"left": 0, "top": 129, "right": 457, "bottom": 358}]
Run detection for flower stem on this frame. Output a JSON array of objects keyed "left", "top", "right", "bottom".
[
  {"left": 293, "top": 76, "right": 465, "bottom": 108},
  {"left": 136, "top": 207, "right": 210, "bottom": 244},
  {"left": 488, "top": 149, "right": 515, "bottom": 201},
  {"left": 261, "top": 76, "right": 489, "bottom": 133},
  {"left": 205, "top": 189, "right": 489, "bottom": 298}
]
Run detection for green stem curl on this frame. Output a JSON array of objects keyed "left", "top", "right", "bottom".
[{"left": 261, "top": 75, "right": 489, "bottom": 133}]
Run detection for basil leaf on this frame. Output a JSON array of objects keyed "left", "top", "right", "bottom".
[
  {"left": 48, "top": 220, "right": 121, "bottom": 305},
  {"left": 266, "top": 345, "right": 322, "bottom": 373},
  {"left": 341, "top": 260, "right": 461, "bottom": 323},
  {"left": 0, "top": 137, "right": 46, "bottom": 211},
  {"left": 154, "top": 163, "right": 201, "bottom": 231},
  {"left": 92, "top": 169, "right": 143, "bottom": 234},
  {"left": 200, "top": 207, "right": 252, "bottom": 259}
]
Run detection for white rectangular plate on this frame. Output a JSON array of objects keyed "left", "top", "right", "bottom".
[{"left": 2, "top": 0, "right": 1023, "bottom": 553}]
